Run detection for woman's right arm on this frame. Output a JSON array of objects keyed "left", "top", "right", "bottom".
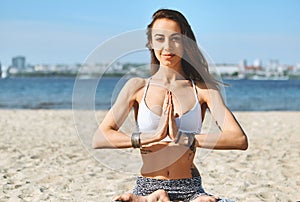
[{"left": 92, "top": 78, "right": 169, "bottom": 149}]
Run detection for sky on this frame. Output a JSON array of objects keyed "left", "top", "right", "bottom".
[{"left": 1, "top": 0, "right": 300, "bottom": 67}]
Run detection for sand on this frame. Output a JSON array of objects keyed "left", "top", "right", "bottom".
[{"left": 0, "top": 110, "right": 299, "bottom": 202}]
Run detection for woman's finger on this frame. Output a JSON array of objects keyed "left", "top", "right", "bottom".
[
  {"left": 159, "top": 91, "right": 170, "bottom": 131},
  {"left": 168, "top": 91, "right": 174, "bottom": 116},
  {"left": 163, "top": 90, "right": 169, "bottom": 114}
]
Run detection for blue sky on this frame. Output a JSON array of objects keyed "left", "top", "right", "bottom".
[{"left": 1, "top": 0, "right": 299, "bottom": 66}]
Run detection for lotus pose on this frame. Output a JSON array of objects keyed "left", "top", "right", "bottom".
[{"left": 93, "top": 9, "right": 248, "bottom": 202}]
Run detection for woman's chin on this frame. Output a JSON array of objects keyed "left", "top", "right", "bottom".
[{"left": 160, "top": 60, "right": 177, "bottom": 68}]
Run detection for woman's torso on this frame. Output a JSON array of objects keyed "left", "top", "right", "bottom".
[{"left": 135, "top": 77, "right": 206, "bottom": 179}]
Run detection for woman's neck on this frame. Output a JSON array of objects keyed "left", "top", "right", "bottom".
[{"left": 154, "top": 65, "right": 186, "bottom": 82}]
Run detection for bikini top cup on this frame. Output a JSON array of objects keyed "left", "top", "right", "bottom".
[{"left": 137, "top": 78, "right": 202, "bottom": 142}]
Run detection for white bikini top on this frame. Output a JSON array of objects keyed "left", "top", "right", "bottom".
[{"left": 137, "top": 78, "right": 202, "bottom": 141}]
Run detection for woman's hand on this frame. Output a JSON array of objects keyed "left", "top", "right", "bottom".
[
  {"left": 152, "top": 90, "right": 171, "bottom": 141},
  {"left": 167, "top": 91, "right": 179, "bottom": 141}
]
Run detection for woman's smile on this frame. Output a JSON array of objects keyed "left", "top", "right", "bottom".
[{"left": 162, "top": 53, "right": 175, "bottom": 60}]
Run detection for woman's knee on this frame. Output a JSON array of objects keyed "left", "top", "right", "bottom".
[
  {"left": 154, "top": 189, "right": 168, "bottom": 195},
  {"left": 151, "top": 189, "right": 170, "bottom": 201}
]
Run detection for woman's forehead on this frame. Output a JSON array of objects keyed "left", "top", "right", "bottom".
[{"left": 151, "top": 18, "right": 181, "bottom": 35}]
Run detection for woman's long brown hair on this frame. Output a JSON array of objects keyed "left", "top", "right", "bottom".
[{"left": 146, "top": 9, "right": 222, "bottom": 88}]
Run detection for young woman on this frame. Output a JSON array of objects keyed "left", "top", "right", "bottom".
[{"left": 93, "top": 9, "right": 248, "bottom": 202}]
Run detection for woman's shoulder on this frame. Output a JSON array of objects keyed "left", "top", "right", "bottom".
[
  {"left": 122, "top": 77, "right": 148, "bottom": 94},
  {"left": 194, "top": 80, "right": 221, "bottom": 103},
  {"left": 125, "top": 77, "right": 147, "bottom": 87},
  {"left": 194, "top": 80, "right": 219, "bottom": 91}
]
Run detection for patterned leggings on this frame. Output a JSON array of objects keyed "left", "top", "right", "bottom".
[{"left": 133, "top": 176, "right": 235, "bottom": 202}]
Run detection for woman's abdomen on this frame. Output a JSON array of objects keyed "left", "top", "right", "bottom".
[{"left": 140, "top": 143, "right": 196, "bottom": 179}]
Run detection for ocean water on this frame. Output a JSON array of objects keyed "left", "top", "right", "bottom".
[
  {"left": 224, "top": 79, "right": 300, "bottom": 111},
  {"left": 0, "top": 77, "right": 300, "bottom": 111}
]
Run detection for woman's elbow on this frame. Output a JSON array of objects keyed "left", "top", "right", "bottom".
[
  {"left": 92, "top": 127, "right": 107, "bottom": 149},
  {"left": 92, "top": 134, "right": 101, "bottom": 149},
  {"left": 238, "top": 135, "right": 248, "bottom": 150}
]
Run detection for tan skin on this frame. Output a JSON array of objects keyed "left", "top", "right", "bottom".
[{"left": 93, "top": 18, "right": 248, "bottom": 202}]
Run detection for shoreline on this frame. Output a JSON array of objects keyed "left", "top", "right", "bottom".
[
  {"left": 1, "top": 110, "right": 299, "bottom": 201},
  {"left": 2, "top": 108, "right": 300, "bottom": 112}
]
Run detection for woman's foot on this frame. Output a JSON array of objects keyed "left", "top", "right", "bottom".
[
  {"left": 112, "top": 189, "right": 170, "bottom": 202},
  {"left": 191, "top": 195, "right": 219, "bottom": 202}
]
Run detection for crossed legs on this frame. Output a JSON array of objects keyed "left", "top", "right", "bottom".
[
  {"left": 112, "top": 189, "right": 170, "bottom": 202},
  {"left": 112, "top": 189, "right": 218, "bottom": 202}
]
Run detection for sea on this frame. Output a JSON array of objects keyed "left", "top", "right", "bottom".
[{"left": 0, "top": 77, "right": 300, "bottom": 111}]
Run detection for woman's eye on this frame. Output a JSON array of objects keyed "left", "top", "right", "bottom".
[
  {"left": 171, "top": 37, "right": 181, "bottom": 42},
  {"left": 155, "top": 37, "right": 164, "bottom": 42}
]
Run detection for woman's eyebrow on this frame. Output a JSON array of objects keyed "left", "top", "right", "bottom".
[
  {"left": 154, "top": 34, "right": 164, "bottom": 37},
  {"left": 154, "top": 33, "right": 181, "bottom": 37},
  {"left": 171, "top": 33, "right": 181, "bottom": 37}
]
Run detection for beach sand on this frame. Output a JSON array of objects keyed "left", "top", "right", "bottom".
[{"left": 0, "top": 110, "right": 299, "bottom": 201}]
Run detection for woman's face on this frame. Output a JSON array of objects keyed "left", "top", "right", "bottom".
[{"left": 151, "top": 18, "right": 184, "bottom": 69}]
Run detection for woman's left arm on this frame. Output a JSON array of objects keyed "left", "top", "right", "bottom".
[{"left": 194, "top": 86, "right": 248, "bottom": 150}]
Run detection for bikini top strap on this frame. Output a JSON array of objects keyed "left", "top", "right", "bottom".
[
  {"left": 191, "top": 79, "right": 199, "bottom": 101},
  {"left": 142, "top": 78, "right": 152, "bottom": 100}
]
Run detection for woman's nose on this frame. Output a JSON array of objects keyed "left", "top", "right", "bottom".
[{"left": 163, "top": 39, "right": 172, "bottom": 50}]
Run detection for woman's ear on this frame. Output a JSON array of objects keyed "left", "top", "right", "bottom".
[{"left": 146, "top": 41, "right": 153, "bottom": 50}]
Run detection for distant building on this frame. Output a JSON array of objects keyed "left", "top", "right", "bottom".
[
  {"left": 253, "top": 58, "right": 262, "bottom": 68},
  {"left": 12, "top": 56, "right": 26, "bottom": 70},
  {"left": 244, "top": 59, "right": 262, "bottom": 72},
  {"left": 239, "top": 59, "right": 247, "bottom": 68},
  {"left": 215, "top": 64, "right": 240, "bottom": 75},
  {"left": 0, "top": 62, "right": 8, "bottom": 78},
  {"left": 239, "top": 59, "right": 247, "bottom": 72},
  {"left": 267, "top": 59, "right": 279, "bottom": 71}
]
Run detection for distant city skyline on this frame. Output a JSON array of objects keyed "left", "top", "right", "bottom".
[{"left": 1, "top": 0, "right": 300, "bottom": 66}]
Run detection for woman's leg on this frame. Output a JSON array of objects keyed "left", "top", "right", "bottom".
[
  {"left": 190, "top": 195, "right": 235, "bottom": 202},
  {"left": 190, "top": 195, "right": 218, "bottom": 202},
  {"left": 147, "top": 189, "right": 170, "bottom": 202},
  {"left": 112, "top": 189, "right": 170, "bottom": 202}
]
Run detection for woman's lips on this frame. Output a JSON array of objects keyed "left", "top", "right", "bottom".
[{"left": 162, "top": 53, "right": 175, "bottom": 59}]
